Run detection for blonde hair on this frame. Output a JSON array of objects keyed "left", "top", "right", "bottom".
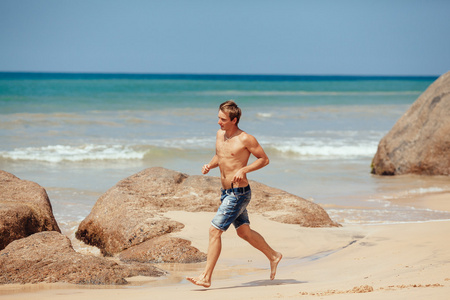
[{"left": 219, "top": 100, "right": 241, "bottom": 125}]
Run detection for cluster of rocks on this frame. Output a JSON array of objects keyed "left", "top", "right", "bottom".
[
  {"left": 0, "top": 166, "right": 338, "bottom": 285},
  {"left": 0, "top": 170, "right": 165, "bottom": 285}
]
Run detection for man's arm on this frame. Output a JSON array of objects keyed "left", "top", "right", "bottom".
[
  {"left": 202, "top": 130, "right": 220, "bottom": 175},
  {"left": 202, "top": 155, "right": 219, "bottom": 174},
  {"left": 232, "top": 133, "right": 269, "bottom": 183}
]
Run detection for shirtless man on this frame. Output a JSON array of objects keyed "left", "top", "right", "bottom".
[{"left": 186, "top": 100, "right": 282, "bottom": 288}]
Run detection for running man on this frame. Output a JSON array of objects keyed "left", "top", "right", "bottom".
[{"left": 186, "top": 100, "right": 282, "bottom": 288}]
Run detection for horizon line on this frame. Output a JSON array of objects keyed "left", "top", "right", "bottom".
[{"left": 0, "top": 71, "right": 440, "bottom": 80}]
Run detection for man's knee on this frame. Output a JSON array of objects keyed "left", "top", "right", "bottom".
[{"left": 209, "top": 225, "right": 223, "bottom": 239}]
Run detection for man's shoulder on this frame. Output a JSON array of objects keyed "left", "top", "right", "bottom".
[
  {"left": 238, "top": 130, "right": 257, "bottom": 144},
  {"left": 238, "top": 130, "right": 250, "bottom": 138}
]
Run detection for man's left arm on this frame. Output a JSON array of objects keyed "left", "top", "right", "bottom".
[{"left": 232, "top": 134, "right": 269, "bottom": 183}]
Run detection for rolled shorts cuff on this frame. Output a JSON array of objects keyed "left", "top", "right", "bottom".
[{"left": 211, "top": 221, "right": 226, "bottom": 232}]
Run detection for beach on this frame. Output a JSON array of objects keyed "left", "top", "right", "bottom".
[
  {"left": 2, "top": 73, "right": 449, "bottom": 226},
  {"left": 1, "top": 73, "right": 450, "bottom": 299},
  {"left": 1, "top": 191, "right": 449, "bottom": 299}
]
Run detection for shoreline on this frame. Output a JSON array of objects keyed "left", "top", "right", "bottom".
[
  {"left": 388, "top": 191, "right": 450, "bottom": 213},
  {"left": 1, "top": 192, "right": 450, "bottom": 299}
]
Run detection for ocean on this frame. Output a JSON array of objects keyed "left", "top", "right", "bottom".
[{"left": 1, "top": 72, "right": 450, "bottom": 246}]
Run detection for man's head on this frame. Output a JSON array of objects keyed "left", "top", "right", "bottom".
[{"left": 219, "top": 100, "right": 241, "bottom": 125}]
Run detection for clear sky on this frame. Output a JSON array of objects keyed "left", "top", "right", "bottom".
[{"left": 1, "top": 0, "right": 449, "bottom": 76}]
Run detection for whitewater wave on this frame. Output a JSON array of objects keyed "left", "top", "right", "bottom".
[
  {"left": 0, "top": 136, "right": 379, "bottom": 163},
  {"left": 0, "top": 137, "right": 217, "bottom": 163},
  {"left": 266, "top": 138, "right": 378, "bottom": 159},
  {"left": 0, "top": 144, "right": 146, "bottom": 163}
]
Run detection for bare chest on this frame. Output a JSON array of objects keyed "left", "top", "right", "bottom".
[{"left": 216, "top": 138, "right": 248, "bottom": 159}]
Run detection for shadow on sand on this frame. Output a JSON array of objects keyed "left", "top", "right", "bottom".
[{"left": 192, "top": 278, "right": 306, "bottom": 291}]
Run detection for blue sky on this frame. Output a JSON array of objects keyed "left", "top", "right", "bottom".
[{"left": 1, "top": 0, "right": 449, "bottom": 76}]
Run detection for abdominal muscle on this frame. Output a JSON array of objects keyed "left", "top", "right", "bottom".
[
  {"left": 220, "top": 166, "right": 248, "bottom": 189},
  {"left": 217, "top": 152, "right": 250, "bottom": 189}
]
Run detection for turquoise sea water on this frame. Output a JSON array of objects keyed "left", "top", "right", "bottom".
[{"left": 1, "top": 72, "right": 450, "bottom": 242}]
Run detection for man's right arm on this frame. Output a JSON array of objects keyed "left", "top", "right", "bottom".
[
  {"left": 202, "top": 155, "right": 219, "bottom": 174},
  {"left": 203, "top": 130, "right": 221, "bottom": 175}
]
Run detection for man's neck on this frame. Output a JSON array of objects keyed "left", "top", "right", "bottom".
[{"left": 225, "top": 127, "right": 239, "bottom": 139}]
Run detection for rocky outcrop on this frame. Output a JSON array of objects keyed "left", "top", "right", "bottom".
[
  {"left": 76, "top": 167, "right": 340, "bottom": 256},
  {"left": 245, "top": 180, "right": 340, "bottom": 227},
  {"left": 0, "top": 170, "right": 61, "bottom": 250},
  {"left": 371, "top": 72, "right": 450, "bottom": 175},
  {"left": 0, "top": 231, "right": 164, "bottom": 285},
  {"left": 119, "top": 236, "right": 207, "bottom": 263},
  {"left": 75, "top": 168, "right": 187, "bottom": 256}
]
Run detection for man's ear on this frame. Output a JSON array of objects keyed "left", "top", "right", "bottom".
[{"left": 231, "top": 117, "right": 237, "bottom": 125}]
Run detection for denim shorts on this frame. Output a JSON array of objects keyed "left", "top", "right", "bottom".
[{"left": 211, "top": 185, "right": 251, "bottom": 231}]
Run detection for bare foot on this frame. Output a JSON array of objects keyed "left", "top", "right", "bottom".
[
  {"left": 186, "top": 276, "right": 211, "bottom": 288},
  {"left": 270, "top": 252, "right": 283, "bottom": 280}
]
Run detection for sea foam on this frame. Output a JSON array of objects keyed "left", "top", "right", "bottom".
[
  {"left": 0, "top": 144, "right": 146, "bottom": 163},
  {"left": 266, "top": 138, "right": 378, "bottom": 160}
]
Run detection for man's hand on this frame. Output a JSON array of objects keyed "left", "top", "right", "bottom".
[
  {"left": 202, "top": 164, "right": 211, "bottom": 174},
  {"left": 202, "top": 155, "right": 219, "bottom": 175},
  {"left": 232, "top": 168, "right": 246, "bottom": 184}
]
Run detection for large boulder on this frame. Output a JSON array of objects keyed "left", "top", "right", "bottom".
[
  {"left": 371, "top": 72, "right": 450, "bottom": 175},
  {"left": 0, "top": 231, "right": 164, "bottom": 285},
  {"left": 75, "top": 168, "right": 187, "bottom": 256},
  {"left": 0, "top": 170, "right": 61, "bottom": 250},
  {"left": 76, "top": 167, "right": 340, "bottom": 256}
]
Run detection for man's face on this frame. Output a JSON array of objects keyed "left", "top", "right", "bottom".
[{"left": 217, "top": 110, "right": 236, "bottom": 130}]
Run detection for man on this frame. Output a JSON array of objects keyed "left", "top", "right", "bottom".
[{"left": 186, "top": 100, "right": 282, "bottom": 288}]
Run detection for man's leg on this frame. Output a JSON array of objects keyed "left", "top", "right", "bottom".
[
  {"left": 236, "top": 224, "right": 282, "bottom": 280},
  {"left": 186, "top": 225, "right": 223, "bottom": 287}
]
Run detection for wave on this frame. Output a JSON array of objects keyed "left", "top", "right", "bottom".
[
  {"left": 0, "top": 138, "right": 216, "bottom": 163},
  {"left": 0, "top": 135, "right": 378, "bottom": 163},
  {"left": 265, "top": 138, "right": 378, "bottom": 160},
  {"left": 0, "top": 144, "right": 146, "bottom": 163}
]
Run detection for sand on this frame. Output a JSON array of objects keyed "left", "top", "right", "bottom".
[{"left": 1, "top": 192, "right": 449, "bottom": 300}]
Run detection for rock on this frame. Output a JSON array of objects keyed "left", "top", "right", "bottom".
[
  {"left": 76, "top": 167, "right": 340, "bottom": 256},
  {"left": 0, "top": 170, "right": 61, "bottom": 250},
  {"left": 0, "top": 231, "right": 165, "bottom": 285},
  {"left": 119, "top": 236, "right": 207, "bottom": 263},
  {"left": 371, "top": 72, "right": 450, "bottom": 175},
  {"left": 75, "top": 168, "right": 186, "bottom": 256},
  {"left": 245, "top": 180, "right": 340, "bottom": 227}
]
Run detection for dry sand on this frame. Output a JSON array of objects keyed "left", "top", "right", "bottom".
[{"left": 1, "top": 192, "right": 449, "bottom": 300}]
